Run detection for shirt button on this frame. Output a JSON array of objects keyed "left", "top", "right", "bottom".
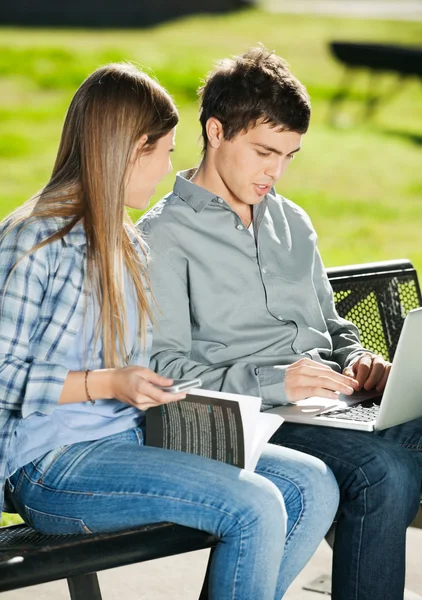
[
  {"left": 261, "top": 267, "right": 267, "bottom": 274},
  {"left": 217, "top": 198, "right": 224, "bottom": 204},
  {"left": 236, "top": 224, "right": 243, "bottom": 231}
]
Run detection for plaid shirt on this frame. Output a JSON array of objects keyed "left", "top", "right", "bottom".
[{"left": 0, "top": 217, "right": 145, "bottom": 519}]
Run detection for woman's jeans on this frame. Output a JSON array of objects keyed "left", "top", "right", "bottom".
[
  {"left": 8, "top": 427, "right": 339, "bottom": 600},
  {"left": 270, "top": 417, "right": 422, "bottom": 600}
]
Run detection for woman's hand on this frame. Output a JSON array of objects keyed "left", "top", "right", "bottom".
[{"left": 110, "top": 366, "right": 187, "bottom": 410}]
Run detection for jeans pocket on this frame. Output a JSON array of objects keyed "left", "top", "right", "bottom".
[{"left": 24, "top": 505, "right": 93, "bottom": 535}]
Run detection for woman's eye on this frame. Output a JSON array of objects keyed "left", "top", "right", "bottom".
[
  {"left": 257, "top": 151, "right": 271, "bottom": 157},
  {"left": 287, "top": 154, "right": 295, "bottom": 160}
]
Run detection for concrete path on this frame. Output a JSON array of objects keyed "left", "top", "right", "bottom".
[
  {"left": 2, "top": 527, "right": 421, "bottom": 599},
  {"left": 263, "top": 0, "right": 422, "bottom": 21}
]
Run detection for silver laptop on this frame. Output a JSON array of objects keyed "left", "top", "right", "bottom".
[{"left": 267, "top": 307, "right": 422, "bottom": 432}]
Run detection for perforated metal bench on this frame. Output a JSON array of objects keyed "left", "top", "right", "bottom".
[
  {"left": 328, "top": 258, "right": 422, "bottom": 531},
  {"left": 1, "top": 258, "right": 421, "bottom": 599}
]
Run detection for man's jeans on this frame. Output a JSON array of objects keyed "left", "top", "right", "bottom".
[
  {"left": 8, "top": 427, "right": 339, "bottom": 600},
  {"left": 270, "top": 417, "right": 422, "bottom": 600}
]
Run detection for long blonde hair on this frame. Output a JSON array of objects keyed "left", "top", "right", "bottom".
[{"left": 2, "top": 62, "right": 179, "bottom": 367}]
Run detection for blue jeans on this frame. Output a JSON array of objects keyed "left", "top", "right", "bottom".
[
  {"left": 270, "top": 417, "right": 422, "bottom": 600},
  {"left": 8, "top": 426, "right": 339, "bottom": 600}
]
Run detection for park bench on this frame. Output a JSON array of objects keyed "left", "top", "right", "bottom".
[
  {"left": 1, "top": 258, "right": 421, "bottom": 599},
  {"left": 329, "top": 41, "right": 422, "bottom": 120}
]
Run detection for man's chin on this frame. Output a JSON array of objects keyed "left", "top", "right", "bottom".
[{"left": 246, "top": 195, "right": 266, "bottom": 205}]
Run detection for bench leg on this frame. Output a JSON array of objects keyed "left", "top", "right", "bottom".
[
  {"left": 67, "top": 573, "right": 102, "bottom": 600},
  {"left": 328, "top": 67, "right": 357, "bottom": 125}
]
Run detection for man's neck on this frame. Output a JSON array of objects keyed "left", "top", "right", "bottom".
[{"left": 191, "top": 160, "right": 253, "bottom": 228}]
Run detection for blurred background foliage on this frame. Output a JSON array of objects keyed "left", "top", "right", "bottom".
[
  {"left": 1, "top": 6, "right": 421, "bottom": 526},
  {"left": 0, "top": 8, "right": 421, "bottom": 267}
]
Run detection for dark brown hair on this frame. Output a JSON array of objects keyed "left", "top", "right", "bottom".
[{"left": 198, "top": 47, "right": 310, "bottom": 150}]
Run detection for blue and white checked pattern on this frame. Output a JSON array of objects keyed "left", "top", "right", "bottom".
[{"left": 0, "top": 217, "right": 145, "bottom": 518}]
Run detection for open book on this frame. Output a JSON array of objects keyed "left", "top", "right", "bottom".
[{"left": 145, "top": 388, "right": 284, "bottom": 471}]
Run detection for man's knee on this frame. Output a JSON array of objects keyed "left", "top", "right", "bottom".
[{"left": 345, "top": 445, "right": 420, "bottom": 523}]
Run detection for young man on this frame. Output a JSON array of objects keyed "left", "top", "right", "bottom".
[{"left": 138, "top": 48, "right": 422, "bottom": 599}]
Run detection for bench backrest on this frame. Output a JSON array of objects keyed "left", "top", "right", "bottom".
[{"left": 327, "top": 259, "right": 422, "bottom": 361}]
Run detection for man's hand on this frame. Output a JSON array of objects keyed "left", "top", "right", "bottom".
[
  {"left": 342, "top": 353, "right": 391, "bottom": 393},
  {"left": 284, "top": 358, "right": 359, "bottom": 402}
]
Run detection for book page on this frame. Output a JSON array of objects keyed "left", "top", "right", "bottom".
[
  {"left": 247, "top": 412, "right": 284, "bottom": 471},
  {"left": 197, "top": 392, "right": 283, "bottom": 471},
  {"left": 145, "top": 394, "right": 246, "bottom": 468}
]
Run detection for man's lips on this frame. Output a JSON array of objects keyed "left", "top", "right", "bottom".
[{"left": 253, "top": 183, "right": 271, "bottom": 195}]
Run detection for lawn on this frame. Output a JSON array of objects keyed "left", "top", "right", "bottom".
[
  {"left": 1, "top": 9, "right": 422, "bottom": 269},
  {"left": 1, "top": 8, "right": 421, "bottom": 525}
]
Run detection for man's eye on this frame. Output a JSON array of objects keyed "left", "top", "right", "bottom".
[
  {"left": 287, "top": 154, "right": 295, "bottom": 160},
  {"left": 256, "top": 151, "right": 271, "bottom": 157}
]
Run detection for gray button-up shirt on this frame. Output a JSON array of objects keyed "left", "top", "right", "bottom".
[{"left": 138, "top": 170, "right": 364, "bottom": 409}]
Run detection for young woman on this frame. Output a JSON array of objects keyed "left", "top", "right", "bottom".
[{"left": 0, "top": 63, "right": 339, "bottom": 599}]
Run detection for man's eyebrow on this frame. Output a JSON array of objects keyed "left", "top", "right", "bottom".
[{"left": 252, "top": 143, "right": 301, "bottom": 156}]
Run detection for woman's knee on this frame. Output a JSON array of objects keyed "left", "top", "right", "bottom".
[
  {"left": 257, "top": 445, "right": 339, "bottom": 525},
  {"left": 222, "top": 471, "right": 287, "bottom": 542},
  {"left": 302, "top": 460, "right": 339, "bottom": 522}
]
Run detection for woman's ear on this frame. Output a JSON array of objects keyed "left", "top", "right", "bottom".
[
  {"left": 136, "top": 134, "right": 149, "bottom": 153},
  {"left": 130, "top": 134, "right": 148, "bottom": 163}
]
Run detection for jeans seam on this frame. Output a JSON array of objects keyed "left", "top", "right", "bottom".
[
  {"left": 231, "top": 522, "right": 246, "bottom": 599},
  {"left": 399, "top": 443, "right": 422, "bottom": 450},
  {"left": 354, "top": 484, "right": 366, "bottom": 600},
  {"left": 32, "top": 446, "right": 70, "bottom": 483},
  {"left": 255, "top": 468, "right": 304, "bottom": 545},
  {"left": 19, "top": 468, "right": 249, "bottom": 529},
  {"left": 134, "top": 428, "right": 143, "bottom": 445},
  {"left": 280, "top": 442, "right": 363, "bottom": 471},
  {"left": 24, "top": 504, "right": 94, "bottom": 534}
]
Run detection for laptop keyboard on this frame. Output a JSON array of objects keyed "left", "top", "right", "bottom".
[{"left": 316, "top": 403, "right": 380, "bottom": 422}]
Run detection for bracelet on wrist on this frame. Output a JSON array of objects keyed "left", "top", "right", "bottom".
[{"left": 84, "top": 370, "right": 95, "bottom": 406}]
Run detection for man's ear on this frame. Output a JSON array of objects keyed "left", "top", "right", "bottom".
[{"left": 206, "top": 118, "right": 224, "bottom": 149}]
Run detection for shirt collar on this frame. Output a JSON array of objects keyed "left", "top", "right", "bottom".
[
  {"left": 61, "top": 219, "right": 87, "bottom": 247},
  {"left": 173, "top": 169, "right": 276, "bottom": 220},
  {"left": 61, "top": 219, "right": 142, "bottom": 251},
  {"left": 173, "top": 169, "right": 220, "bottom": 213}
]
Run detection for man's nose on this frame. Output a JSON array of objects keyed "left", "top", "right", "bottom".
[{"left": 265, "top": 157, "right": 285, "bottom": 181}]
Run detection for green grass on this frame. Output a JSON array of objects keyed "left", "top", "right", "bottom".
[
  {"left": 1, "top": 9, "right": 421, "bottom": 271},
  {"left": 1, "top": 513, "right": 22, "bottom": 526},
  {"left": 1, "top": 10, "right": 422, "bottom": 525}
]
